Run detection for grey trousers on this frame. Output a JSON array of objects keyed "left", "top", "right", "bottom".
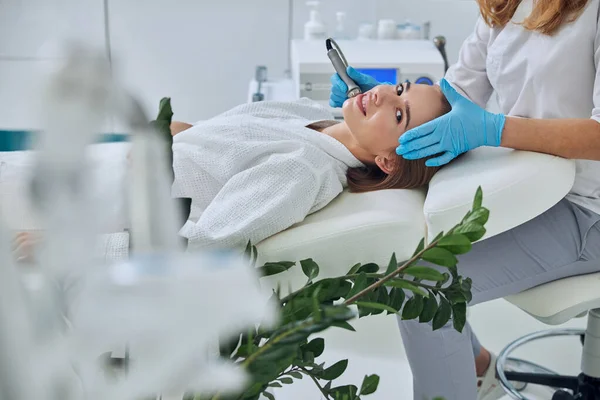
[{"left": 397, "top": 199, "right": 600, "bottom": 400}]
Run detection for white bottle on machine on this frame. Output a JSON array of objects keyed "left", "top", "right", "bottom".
[
  {"left": 333, "top": 11, "right": 349, "bottom": 40},
  {"left": 304, "top": 1, "right": 326, "bottom": 40}
]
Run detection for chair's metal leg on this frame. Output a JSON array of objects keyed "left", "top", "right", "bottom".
[
  {"left": 503, "top": 371, "right": 578, "bottom": 391},
  {"left": 582, "top": 309, "right": 600, "bottom": 379},
  {"left": 496, "top": 328, "right": 585, "bottom": 400}
]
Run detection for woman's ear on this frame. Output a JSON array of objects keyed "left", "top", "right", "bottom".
[{"left": 375, "top": 155, "right": 396, "bottom": 175}]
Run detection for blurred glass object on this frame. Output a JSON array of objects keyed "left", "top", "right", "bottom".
[{"left": 0, "top": 42, "right": 276, "bottom": 400}]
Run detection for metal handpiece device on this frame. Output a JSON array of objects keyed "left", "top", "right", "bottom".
[{"left": 326, "top": 38, "right": 361, "bottom": 98}]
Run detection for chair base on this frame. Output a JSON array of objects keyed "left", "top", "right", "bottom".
[{"left": 497, "top": 328, "right": 600, "bottom": 399}]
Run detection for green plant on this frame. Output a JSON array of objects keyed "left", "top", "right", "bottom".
[{"left": 194, "top": 187, "right": 488, "bottom": 400}]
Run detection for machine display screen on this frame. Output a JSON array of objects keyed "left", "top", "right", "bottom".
[{"left": 355, "top": 68, "right": 397, "bottom": 85}]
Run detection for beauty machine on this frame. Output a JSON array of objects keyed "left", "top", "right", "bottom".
[{"left": 290, "top": 38, "right": 447, "bottom": 116}]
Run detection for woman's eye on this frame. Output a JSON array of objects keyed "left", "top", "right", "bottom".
[
  {"left": 396, "top": 84, "right": 404, "bottom": 96},
  {"left": 396, "top": 109, "right": 403, "bottom": 123}
]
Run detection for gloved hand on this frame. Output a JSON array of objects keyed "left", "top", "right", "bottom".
[
  {"left": 329, "top": 66, "right": 382, "bottom": 108},
  {"left": 396, "top": 78, "right": 506, "bottom": 167}
]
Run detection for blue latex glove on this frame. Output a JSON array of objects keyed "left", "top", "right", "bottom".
[
  {"left": 396, "top": 78, "right": 506, "bottom": 167},
  {"left": 329, "top": 66, "right": 382, "bottom": 108}
]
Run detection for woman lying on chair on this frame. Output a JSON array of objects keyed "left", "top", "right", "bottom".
[{"left": 13, "top": 82, "right": 451, "bottom": 262}]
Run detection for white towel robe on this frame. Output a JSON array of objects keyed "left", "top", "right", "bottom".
[{"left": 99, "top": 98, "right": 363, "bottom": 261}]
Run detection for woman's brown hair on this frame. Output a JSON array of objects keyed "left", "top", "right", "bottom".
[
  {"left": 346, "top": 96, "right": 452, "bottom": 193},
  {"left": 477, "top": 0, "right": 589, "bottom": 35}
]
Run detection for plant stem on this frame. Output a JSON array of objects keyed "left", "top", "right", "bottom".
[
  {"left": 344, "top": 238, "right": 443, "bottom": 305},
  {"left": 242, "top": 319, "right": 313, "bottom": 367},
  {"left": 300, "top": 367, "right": 332, "bottom": 400},
  {"left": 280, "top": 268, "right": 443, "bottom": 307}
]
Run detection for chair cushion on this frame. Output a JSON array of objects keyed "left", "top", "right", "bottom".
[
  {"left": 424, "top": 147, "right": 576, "bottom": 242},
  {"left": 505, "top": 272, "right": 600, "bottom": 325},
  {"left": 256, "top": 188, "right": 427, "bottom": 288}
]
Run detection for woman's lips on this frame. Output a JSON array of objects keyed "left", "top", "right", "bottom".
[{"left": 357, "top": 93, "right": 367, "bottom": 116}]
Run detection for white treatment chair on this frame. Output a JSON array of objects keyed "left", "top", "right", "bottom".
[{"left": 256, "top": 147, "right": 600, "bottom": 399}]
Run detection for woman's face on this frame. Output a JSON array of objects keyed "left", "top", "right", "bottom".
[{"left": 342, "top": 82, "right": 446, "bottom": 156}]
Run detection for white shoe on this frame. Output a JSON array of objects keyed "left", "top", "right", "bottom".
[{"left": 477, "top": 353, "right": 527, "bottom": 400}]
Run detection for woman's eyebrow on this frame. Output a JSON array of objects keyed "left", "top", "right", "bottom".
[{"left": 404, "top": 82, "right": 412, "bottom": 130}]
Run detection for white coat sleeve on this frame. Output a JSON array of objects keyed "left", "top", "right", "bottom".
[
  {"left": 591, "top": 12, "right": 600, "bottom": 123},
  {"left": 180, "top": 159, "right": 338, "bottom": 251},
  {"left": 445, "top": 17, "right": 495, "bottom": 108}
]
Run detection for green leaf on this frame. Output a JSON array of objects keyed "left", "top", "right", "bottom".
[
  {"left": 461, "top": 279, "right": 473, "bottom": 303},
  {"left": 322, "top": 305, "right": 356, "bottom": 322},
  {"left": 422, "top": 248, "right": 458, "bottom": 268},
  {"left": 301, "top": 259, "right": 320, "bottom": 282},
  {"left": 304, "top": 279, "right": 351, "bottom": 304},
  {"left": 252, "top": 246, "right": 258, "bottom": 266},
  {"left": 304, "top": 338, "right": 325, "bottom": 358},
  {"left": 452, "top": 302, "right": 467, "bottom": 333},
  {"left": 241, "top": 383, "right": 264, "bottom": 399},
  {"left": 467, "top": 207, "right": 490, "bottom": 225},
  {"left": 437, "top": 234, "right": 472, "bottom": 255},
  {"left": 331, "top": 321, "right": 356, "bottom": 332},
  {"left": 412, "top": 238, "right": 425, "bottom": 256},
  {"left": 376, "top": 287, "right": 390, "bottom": 311},
  {"left": 419, "top": 293, "right": 438, "bottom": 323},
  {"left": 268, "top": 382, "right": 282, "bottom": 388},
  {"left": 462, "top": 277, "right": 473, "bottom": 290},
  {"left": 156, "top": 97, "right": 173, "bottom": 122},
  {"left": 281, "top": 297, "right": 314, "bottom": 324},
  {"left": 302, "top": 351, "right": 315, "bottom": 365},
  {"left": 402, "top": 294, "right": 424, "bottom": 320},
  {"left": 258, "top": 262, "right": 296, "bottom": 277},
  {"left": 263, "top": 392, "right": 276, "bottom": 400},
  {"left": 404, "top": 266, "right": 446, "bottom": 282},
  {"left": 347, "top": 263, "right": 362, "bottom": 275},
  {"left": 357, "top": 263, "right": 380, "bottom": 274},
  {"left": 384, "top": 279, "right": 428, "bottom": 297},
  {"left": 219, "top": 333, "right": 241, "bottom": 358},
  {"left": 355, "top": 301, "right": 398, "bottom": 314},
  {"left": 347, "top": 272, "right": 368, "bottom": 298},
  {"left": 244, "top": 241, "right": 252, "bottom": 258},
  {"left": 446, "top": 289, "right": 467, "bottom": 304},
  {"left": 312, "top": 286, "right": 323, "bottom": 322},
  {"left": 473, "top": 186, "right": 483, "bottom": 210},
  {"left": 279, "top": 377, "right": 293, "bottom": 384},
  {"left": 454, "top": 222, "right": 486, "bottom": 242},
  {"left": 321, "top": 359, "right": 349, "bottom": 381},
  {"left": 289, "top": 371, "right": 303, "bottom": 379},
  {"left": 329, "top": 385, "right": 358, "bottom": 400},
  {"left": 384, "top": 253, "right": 398, "bottom": 275},
  {"left": 360, "top": 374, "right": 380, "bottom": 395},
  {"left": 432, "top": 231, "right": 445, "bottom": 243},
  {"left": 387, "top": 288, "right": 405, "bottom": 313},
  {"left": 432, "top": 296, "right": 452, "bottom": 330}
]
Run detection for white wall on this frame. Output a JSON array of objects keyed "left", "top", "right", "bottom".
[{"left": 0, "top": 0, "right": 480, "bottom": 130}]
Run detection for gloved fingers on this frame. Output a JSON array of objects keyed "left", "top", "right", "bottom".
[
  {"left": 329, "top": 92, "right": 347, "bottom": 108},
  {"left": 398, "top": 117, "right": 440, "bottom": 145},
  {"left": 346, "top": 66, "right": 367, "bottom": 83},
  {"left": 400, "top": 143, "right": 443, "bottom": 160},
  {"left": 347, "top": 66, "right": 379, "bottom": 89},
  {"left": 331, "top": 73, "right": 349, "bottom": 92},
  {"left": 425, "top": 151, "right": 456, "bottom": 167},
  {"left": 439, "top": 78, "right": 463, "bottom": 105},
  {"left": 396, "top": 134, "right": 439, "bottom": 156}
]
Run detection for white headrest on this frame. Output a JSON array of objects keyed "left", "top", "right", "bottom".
[
  {"left": 424, "top": 147, "right": 576, "bottom": 242},
  {"left": 257, "top": 189, "right": 427, "bottom": 282}
]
